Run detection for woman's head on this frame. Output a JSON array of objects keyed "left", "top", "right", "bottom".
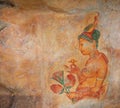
[
  {"left": 79, "top": 38, "right": 96, "bottom": 55},
  {"left": 78, "top": 26, "right": 100, "bottom": 55}
]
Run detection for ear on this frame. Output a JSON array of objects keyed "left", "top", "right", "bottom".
[{"left": 92, "top": 40, "right": 96, "bottom": 48}]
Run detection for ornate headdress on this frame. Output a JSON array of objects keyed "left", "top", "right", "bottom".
[{"left": 78, "top": 15, "right": 100, "bottom": 48}]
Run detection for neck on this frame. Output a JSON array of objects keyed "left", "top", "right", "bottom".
[{"left": 89, "top": 49, "right": 99, "bottom": 58}]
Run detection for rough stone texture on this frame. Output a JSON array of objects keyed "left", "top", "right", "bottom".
[{"left": 0, "top": 0, "right": 120, "bottom": 108}]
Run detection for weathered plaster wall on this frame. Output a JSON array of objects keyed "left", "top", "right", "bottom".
[{"left": 0, "top": 0, "right": 120, "bottom": 108}]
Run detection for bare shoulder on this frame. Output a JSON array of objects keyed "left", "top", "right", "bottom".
[
  {"left": 99, "top": 52, "right": 108, "bottom": 64},
  {"left": 85, "top": 52, "right": 108, "bottom": 71},
  {"left": 96, "top": 52, "right": 109, "bottom": 78},
  {"left": 96, "top": 52, "right": 108, "bottom": 69}
]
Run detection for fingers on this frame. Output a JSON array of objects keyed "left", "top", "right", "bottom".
[
  {"left": 66, "top": 92, "right": 82, "bottom": 99},
  {"left": 66, "top": 92, "right": 76, "bottom": 99}
]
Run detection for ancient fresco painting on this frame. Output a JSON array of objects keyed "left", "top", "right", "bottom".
[
  {"left": 50, "top": 13, "right": 109, "bottom": 103},
  {"left": 0, "top": 0, "right": 120, "bottom": 108}
]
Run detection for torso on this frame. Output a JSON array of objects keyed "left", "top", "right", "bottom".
[{"left": 77, "top": 52, "right": 108, "bottom": 89}]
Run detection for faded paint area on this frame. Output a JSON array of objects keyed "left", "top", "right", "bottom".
[{"left": 0, "top": 0, "right": 120, "bottom": 108}]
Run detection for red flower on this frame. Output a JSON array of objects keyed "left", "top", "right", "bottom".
[
  {"left": 50, "top": 84, "right": 63, "bottom": 94},
  {"left": 65, "top": 74, "right": 76, "bottom": 87},
  {"left": 52, "top": 71, "right": 64, "bottom": 84}
]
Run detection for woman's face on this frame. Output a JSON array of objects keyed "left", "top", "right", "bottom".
[{"left": 79, "top": 38, "right": 95, "bottom": 55}]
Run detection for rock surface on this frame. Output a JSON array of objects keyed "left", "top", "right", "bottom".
[{"left": 0, "top": 0, "right": 120, "bottom": 108}]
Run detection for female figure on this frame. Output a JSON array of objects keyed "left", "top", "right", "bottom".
[{"left": 67, "top": 16, "right": 109, "bottom": 101}]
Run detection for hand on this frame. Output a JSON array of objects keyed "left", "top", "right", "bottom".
[
  {"left": 66, "top": 92, "right": 76, "bottom": 99},
  {"left": 66, "top": 92, "right": 82, "bottom": 99}
]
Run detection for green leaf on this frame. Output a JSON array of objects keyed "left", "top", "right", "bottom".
[
  {"left": 59, "top": 88, "right": 64, "bottom": 94},
  {"left": 0, "top": 21, "right": 8, "bottom": 31},
  {"left": 72, "top": 98, "right": 77, "bottom": 104},
  {"left": 66, "top": 86, "right": 72, "bottom": 89}
]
